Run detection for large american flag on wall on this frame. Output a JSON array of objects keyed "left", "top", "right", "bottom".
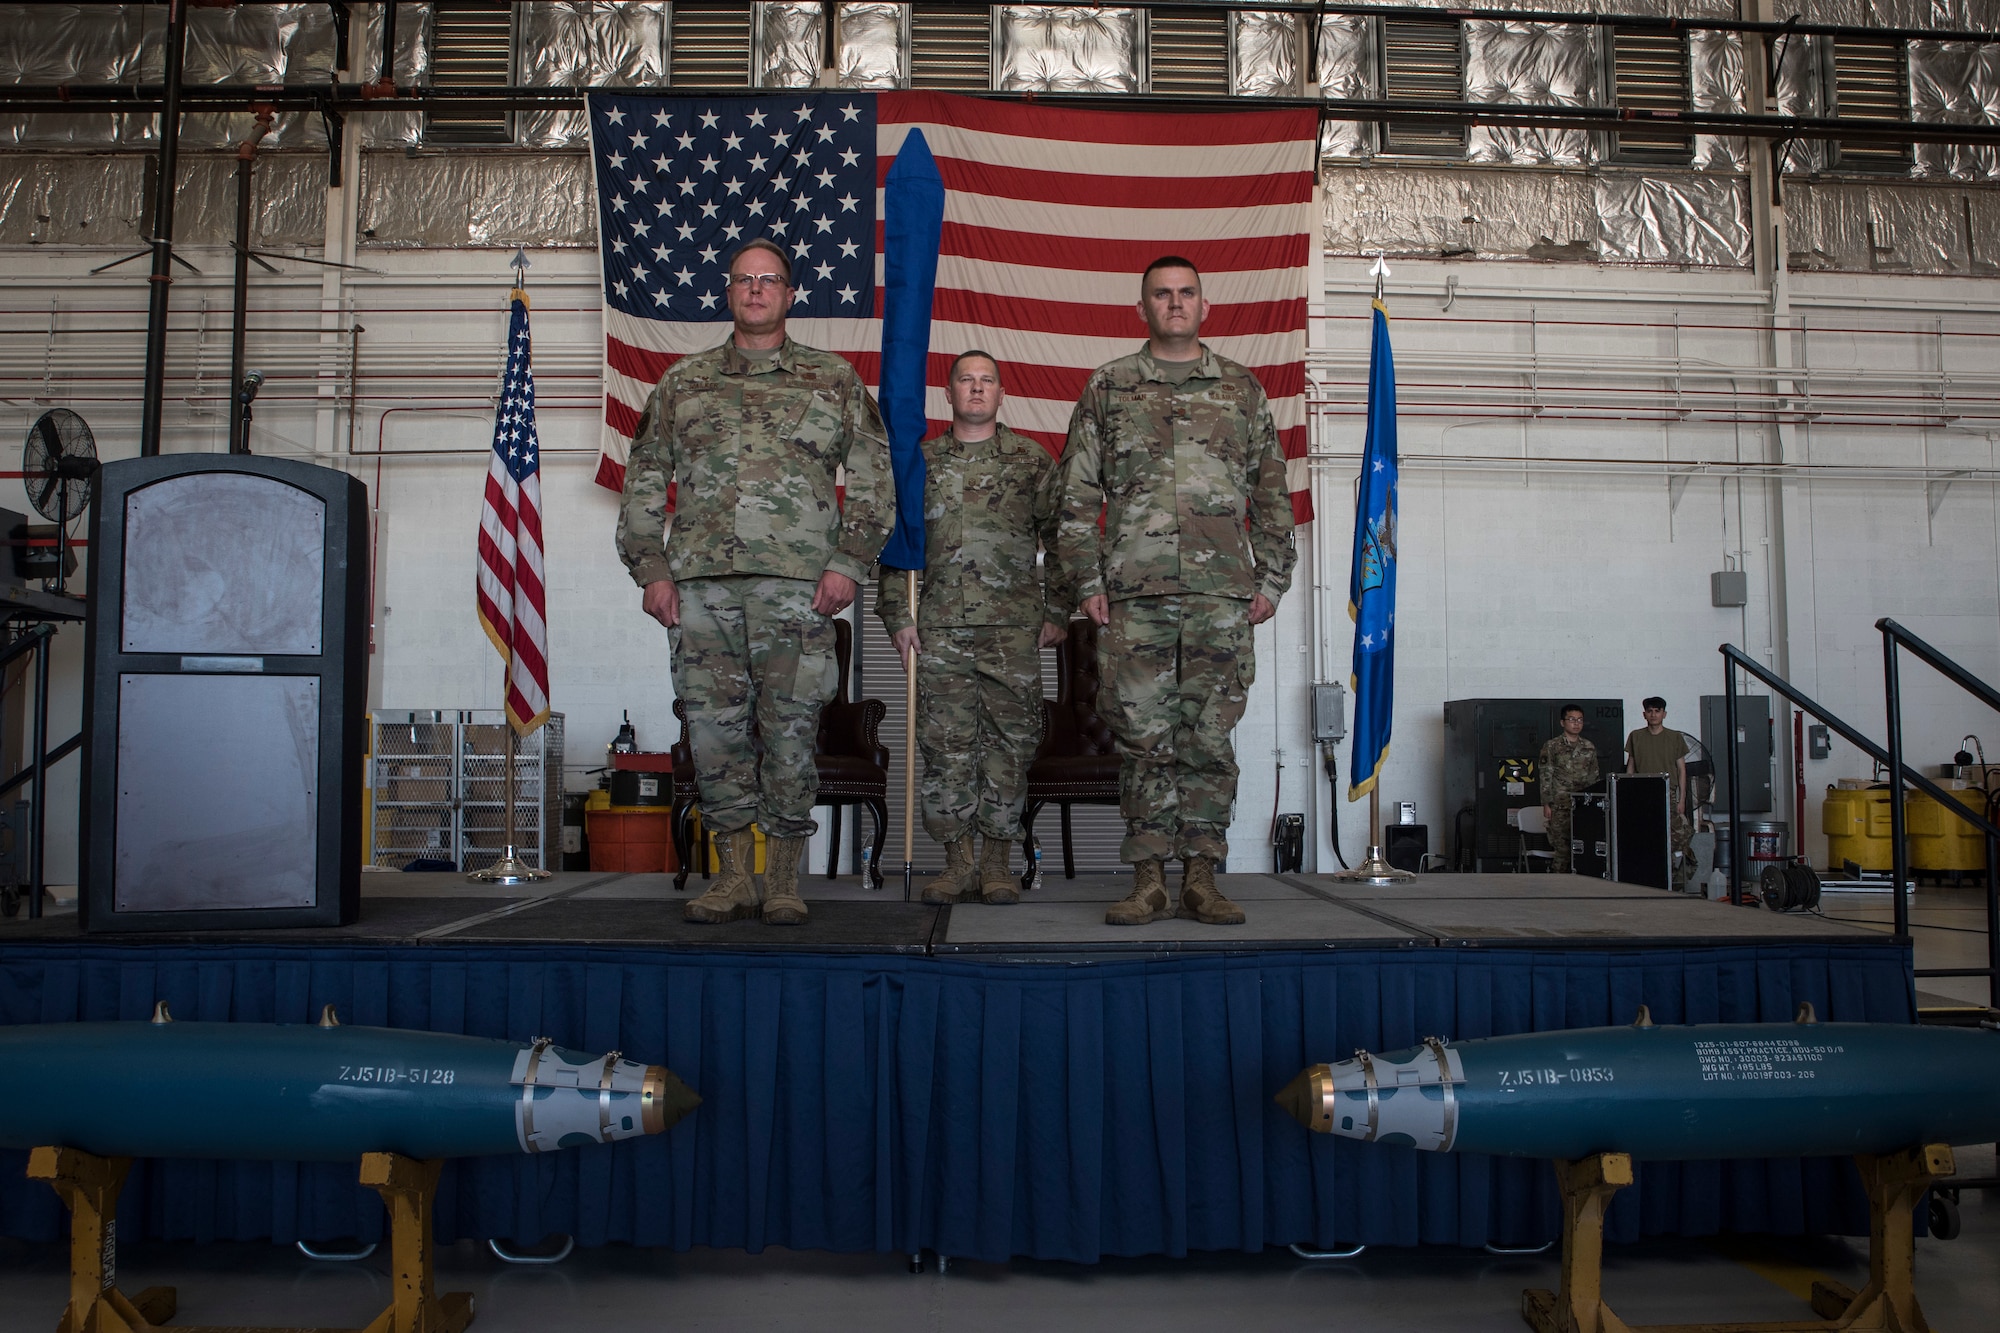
[{"left": 588, "top": 89, "right": 1316, "bottom": 524}]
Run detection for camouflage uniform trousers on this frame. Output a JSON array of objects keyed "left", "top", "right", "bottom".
[
  {"left": 1671, "top": 805, "right": 1694, "bottom": 886},
  {"left": 914, "top": 624, "right": 1042, "bottom": 844},
  {"left": 1098, "top": 594, "right": 1253, "bottom": 864},
  {"left": 1548, "top": 796, "right": 1578, "bottom": 874},
  {"left": 669, "top": 575, "right": 838, "bottom": 839}
]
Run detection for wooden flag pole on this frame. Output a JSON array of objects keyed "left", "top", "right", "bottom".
[{"left": 902, "top": 569, "right": 918, "bottom": 902}]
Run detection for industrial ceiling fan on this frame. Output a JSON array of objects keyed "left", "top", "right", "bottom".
[{"left": 21, "top": 408, "right": 99, "bottom": 594}]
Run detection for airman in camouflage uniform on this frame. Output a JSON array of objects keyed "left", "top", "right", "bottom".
[
  {"left": 1627, "top": 696, "right": 1695, "bottom": 888},
  {"left": 1538, "top": 704, "right": 1601, "bottom": 874},
  {"left": 878, "top": 352, "right": 1068, "bottom": 906},
  {"left": 618, "top": 238, "right": 893, "bottom": 926},
  {"left": 1058, "top": 257, "right": 1297, "bottom": 926}
]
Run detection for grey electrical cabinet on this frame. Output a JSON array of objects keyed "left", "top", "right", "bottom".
[{"left": 1700, "top": 694, "right": 1772, "bottom": 814}]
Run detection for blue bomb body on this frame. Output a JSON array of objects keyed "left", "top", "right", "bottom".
[
  {"left": 0, "top": 1019, "right": 697, "bottom": 1161},
  {"left": 1277, "top": 1017, "right": 2000, "bottom": 1160}
]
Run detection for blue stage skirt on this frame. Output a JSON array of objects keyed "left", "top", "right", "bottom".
[{"left": 0, "top": 940, "right": 1910, "bottom": 1258}]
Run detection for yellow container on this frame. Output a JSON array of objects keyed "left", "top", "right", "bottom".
[
  {"left": 1908, "top": 788, "right": 1990, "bottom": 873},
  {"left": 1823, "top": 785, "right": 1895, "bottom": 872}
]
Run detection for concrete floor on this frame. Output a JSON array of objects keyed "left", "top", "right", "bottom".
[
  {"left": 1813, "top": 881, "right": 2000, "bottom": 1008},
  {"left": 2, "top": 1149, "right": 1994, "bottom": 1331}
]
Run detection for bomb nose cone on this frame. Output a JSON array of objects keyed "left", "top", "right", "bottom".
[
  {"left": 641, "top": 1066, "right": 703, "bottom": 1135},
  {"left": 1274, "top": 1064, "right": 1334, "bottom": 1133}
]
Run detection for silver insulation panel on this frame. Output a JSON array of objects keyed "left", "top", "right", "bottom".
[
  {"left": 518, "top": 1, "right": 669, "bottom": 148},
  {"left": 837, "top": 3, "right": 909, "bottom": 90},
  {"left": 995, "top": 5, "right": 1144, "bottom": 94},
  {"left": 1233, "top": 11, "right": 1300, "bottom": 98},
  {"left": 0, "top": 0, "right": 1993, "bottom": 272},
  {"left": 0, "top": 151, "right": 327, "bottom": 247},
  {"left": 1317, "top": 15, "right": 1375, "bottom": 159},
  {"left": 1595, "top": 172, "right": 1751, "bottom": 265},
  {"left": 755, "top": 1, "right": 825, "bottom": 89},
  {"left": 1465, "top": 22, "right": 1597, "bottom": 168},
  {"left": 752, "top": 2, "right": 908, "bottom": 89},
  {"left": 1324, "top": 163, "right": 1602, "bottom": 262},
  {"left": 0, "top": 2, "right": 341, "bottom": 149},
  {"left": 1324, "top": 163, "right": 1749, "bottom": 268},
  {"left": 1690, "top": 29, "right": 1748, "bottom": 172},
  {"left": 358, "top": 151, "right": 595, "bottom": 247},
  {"left": 1910, "top": 40, "right": 2000, "bottom": 181},
  {"left": 1787, "top": 179, "right": 2000, "bottom": 274}
]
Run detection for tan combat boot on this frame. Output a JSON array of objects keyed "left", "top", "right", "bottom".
[
  {"left": 761, "top": 835, "right": 809, "bottom": 926},
  {"left": 921, "top": 839, "right": 977, "bottom": 905},
  {"left": 977, "top": 836, "right": 1020, "bottom": 906},
  {"left": 1177, "top": 856, "right": 1245, "bottom": 925},
  {"left": 683, "top": 828, "right": 761, "bottom": 923},
  {"left": 1104, "top": 860, "right": 1171, "bottom": 925}
]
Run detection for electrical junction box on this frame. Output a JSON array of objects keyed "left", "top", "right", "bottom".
[
  {"left": 1711, "top": 570, "right": 1748, "bottom": 607},
  {"left": 1312, "top": 683, "right": 1346, "bottom": 743}
]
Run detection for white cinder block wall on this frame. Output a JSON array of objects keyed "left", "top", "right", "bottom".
[{"left": 3, "top": 246, "right": 1995, "bottom": 883}]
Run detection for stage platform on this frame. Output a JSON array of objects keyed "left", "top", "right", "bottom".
[
  {"left": 0, "top": 869, "right": 1893, "bottom": 956},
  {"left": 0, "top": 871, "right": 1913, "bottom": 1262}
]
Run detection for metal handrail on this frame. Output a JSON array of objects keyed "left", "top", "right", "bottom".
[
  {"left": 1877, "top": 619, "right": 2000, "bottom": 1009},
  {"left": 1718, "top": 646, "right": 2000, "bottom": 913},
  {"left": 1879, "top": 619, "right": 2000, "bottom": 718}
]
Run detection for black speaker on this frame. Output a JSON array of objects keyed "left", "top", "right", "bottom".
[
  {"left": 80, "top": 455, "right": 368, "bottom": 931},
  {"left": 1608, "top": 773, "right": 1672, "bottom": 891},
  {"left": 1384, "top": 823, "right": 1428, "bottom": 874}
]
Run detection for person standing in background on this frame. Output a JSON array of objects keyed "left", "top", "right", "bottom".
[
  {"left": 1539, "top": 703, "right": 1600, "bottom": 873},
  {"left": 1626, "top": 696, "right": 1693, "bottom": 887}
]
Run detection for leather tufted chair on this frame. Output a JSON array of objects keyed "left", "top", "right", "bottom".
[
  {"left": 1019, "top": 617, "right": 1122, "bottom": 882},
  {"left": 671, "top": 617, "right": 889, "bottom": 891}
]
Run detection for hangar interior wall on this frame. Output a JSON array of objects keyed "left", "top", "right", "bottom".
[
  {"left": 4, "top": 245, "right": 1995, "bottom": 882},
  {"left": 1, "top": 1, "right": 1998, "bottom": 881}
]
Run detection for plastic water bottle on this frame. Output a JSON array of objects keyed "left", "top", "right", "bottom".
[
  {"left": 860, "top": 845, "right": 872, "bottom": 884},
  {"left": 1029, "top": 845, "right": 1043, "bottom": 893}
]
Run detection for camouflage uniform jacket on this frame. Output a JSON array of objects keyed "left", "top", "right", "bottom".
[
  {"left": 1539, "top": 733, "right": 1601, "bottom": 804},
  {"left": 1057, "top": 345, "right": 1296, "bottom": 606},
  {"left": 877, "top": 424, "right": 1068, "bottom": 635},
  {"left": 616, "top": 336, "right": 893, "bottom": 588}
]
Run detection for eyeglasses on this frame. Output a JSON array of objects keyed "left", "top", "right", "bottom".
[{"left": 729, "top": 273, "right": 789, "bottom": 291}]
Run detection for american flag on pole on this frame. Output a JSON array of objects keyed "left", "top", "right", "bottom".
[
  {"left": 588, "top": 90, "right": 1316, "bottom": 524},
  {"left": 476, "top": 287, "right": 551, "bottom": 734}
]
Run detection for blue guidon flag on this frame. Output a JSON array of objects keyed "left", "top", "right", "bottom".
[
  {"left": 584, "top": 89, "right": 1320, "bottom": 534},
  {"left": 876, "top": 129, "right": 945, "bottom": 573},
  {"left": 1348, "top": 300, "right": 1399, "bottom": 800}
]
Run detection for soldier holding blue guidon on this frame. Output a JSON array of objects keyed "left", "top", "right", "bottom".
[
  {"left": 618, "top": 238, "right": 894, "bottom": 926},
  {"left": 877, "top": 352, "right": 1069, "bottom": 905},
  {"left": 1058, "top": 257, "right": 1297, "bottom": 926}
]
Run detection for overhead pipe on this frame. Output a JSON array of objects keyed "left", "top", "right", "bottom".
[
  {"left": 138, "top": 0, "right": 190, "bottom": 458},
  {"left": 2, "top": 85, "right": 1999, "bottom": 150},
  {"left": 29, "top": 0, "right": 2000, "bottom": 47},
  {"left": 229, "top": 106, "right": 276, "bottom": 455}
]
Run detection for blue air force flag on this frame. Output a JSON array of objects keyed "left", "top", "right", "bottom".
[{"left": 1348, "top": 301, "right": 1399, "bottom": 799}]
